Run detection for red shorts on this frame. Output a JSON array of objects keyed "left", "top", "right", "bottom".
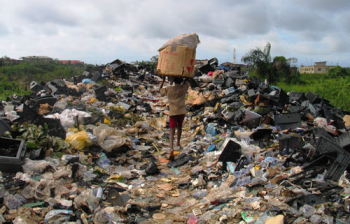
[{"left": 169, "top": 114, "right": 185, "bottom": 128}]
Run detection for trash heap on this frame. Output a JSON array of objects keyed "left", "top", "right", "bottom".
[{"left": 0, "top": 58, "right": 349, "bottom": 224}]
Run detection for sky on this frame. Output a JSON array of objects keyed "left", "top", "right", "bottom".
[{"left": 1, "top": 0, "right": 350, "bottom": 67}]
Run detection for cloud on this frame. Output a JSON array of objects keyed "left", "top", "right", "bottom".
[
  {"left": 18, "top": 2, "right": 79, "bottom": 27},
  {"left": 0, "top": 23, "right": 8, "bottom": 35},
  {"left": 0, "top": 0, "right": 349, "bottom": 66}
]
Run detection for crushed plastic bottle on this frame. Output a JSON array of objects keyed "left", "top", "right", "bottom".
[{"left": 97, "top": 153, "right": 111, "bottom": 170}]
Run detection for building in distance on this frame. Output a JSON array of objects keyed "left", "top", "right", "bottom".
[{"left": 299, "top": 61, "right": 336, "bottom": 74}]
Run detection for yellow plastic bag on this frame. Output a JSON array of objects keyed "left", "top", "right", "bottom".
[{"left": 65, "top": 131, "right": 93, "bottom": 150}]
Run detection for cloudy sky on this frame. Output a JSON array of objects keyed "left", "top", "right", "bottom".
[{"left": 1, "top": 0, "right": 350, "bottom": 67}]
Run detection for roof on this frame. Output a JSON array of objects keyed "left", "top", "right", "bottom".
[{"left": 60, "top": 60, "right": 84, "bottom": 65}]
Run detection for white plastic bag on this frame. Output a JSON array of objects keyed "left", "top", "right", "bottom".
[
  {"left": 93, "top": 124, "right": 126, "bottom": 152},
  {"left": 158, "top": 32, "right": 200, "bottom": 51}
]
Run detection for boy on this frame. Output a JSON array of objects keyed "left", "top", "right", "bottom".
[{"left": 159, "top": 76, "right": 190, "bottom": 160}]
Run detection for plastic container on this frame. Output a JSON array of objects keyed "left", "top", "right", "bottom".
[{"left": 0, "top": 137, "right": 26, "bottom": 173}]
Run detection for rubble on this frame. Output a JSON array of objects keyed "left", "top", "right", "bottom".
[{"left": 0, "top": 56, "right": 349, "bottom": 224}]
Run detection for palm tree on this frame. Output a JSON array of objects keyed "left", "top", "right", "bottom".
[{"left": 241, "top": 42, "right": 274, "bottom": 82}]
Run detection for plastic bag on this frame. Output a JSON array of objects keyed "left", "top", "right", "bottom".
[
  {"left": 74, "top": 190, "right": 99, "bottom": 213},
  {"left": 158, "top": 32, "right": 200, "bottom": 51},
  {"left": 22, "top": 158, "right": 57, "bottom": 174},
  {"left": 198, "top": 75, "right": 212, "bottom": 83},
  {"left": 314, "top": 117, "right": 327, "bottom": 128},
  {"left": 148, "top": 117, "right": 167, "bottom": 130},
  {"left": 93, "top": 124, "right": 126, "bottom": 152},
  {"left": 52, "top": 100, "right": 68, "bottom": 113},
  {"left": 38, "top": 103, "right": 52, "bottom": 115},
  {"left": 299, "top": 204, "right": 316, "bottom": 218},
  {"left": 65, "top": 131, "right": 93, "bottom": 150},
  {"left": 33, "top": 180, "right": 53, "bottom": 201},
  {"left": 20, "top": 185, "right": 35, "bottom": 199},
  {"left": 59, "top": 109, "right": 92, "bottom": 130},
  {"left": 4, "top": 194, "right": 22, "bottom": 210},
  {"left": 53, "top": 167, "right": 72, "bottom": 179}
]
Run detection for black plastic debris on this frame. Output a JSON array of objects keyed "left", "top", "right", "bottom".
[
  {"left": 94, "top": 85, "right": 108, "bottom": 102},
  {"left": 218, "top": 140, "right": 241, "bottom": 170},
  {"left": 0, "top": 119, "right": 12, "bottom": 135},
  {"left": 335, "top": 132, "right": 350, "bottom": 151},
  {"left": 289, "top": 91, "right": 306, "bottom": 103},
  {"left": 274, "top": 113, "right": 301, "bottom": 130},
  {"left": 302, "top": 155, "right": 335, "bottom": 170},
  {"left": 279, "top": 134, "right": 304, "bottom": 154},
  {"left": 19, "top": 104, "right": 66, "bottom": 139},
  {"left": 167, "top": 153, "right": 194, "bottom": 168},
  {"left": 29, "top": 81, "right": 43, "bottom": 93},
  {"left": 30, "top": 96, "right": 57, "bottom": 110},
  {"left": 240, "top": 109, "right": 262, "bottom": 129},
  {"left": 91, "top": 71, "right": 101, "bottom": 82},
  {"left": 305, "top": 91, "right": 319, "bottom": 104},
  {"left": 316, "top": 136, "right": 344, "bottom": 155},
  {"left": 197, "top": 58, "right": 218, "bottom": 74},
  {"left": 325, "top": 153, "right": 350, "bottom": 182},
  {"left": 145, "top": 161, "right": 160, "bottom": 175}
]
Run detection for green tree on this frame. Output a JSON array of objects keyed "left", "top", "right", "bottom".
[
  {"left": 328, "top": 65, "right": 350, "bottom": 78},
  {"left": 132, "top": 56, "right": 158, "bottom": 71},
  {"left": 241, "top": 42, "right": 274, "bottom": 82},
  {"left": 242, "top": 44, "right": 300, "bottom": 84}
]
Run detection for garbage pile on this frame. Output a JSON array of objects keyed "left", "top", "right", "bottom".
[{"left": 0, "top": 58, "right": 349, "bottom": 224}]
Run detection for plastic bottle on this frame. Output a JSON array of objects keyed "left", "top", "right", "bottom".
[
  {"left": 97, "top": 153, "right": 110, "bottom": 170},
  {"left": 96, "top": 187, "right": 103, "bottom": 199}
]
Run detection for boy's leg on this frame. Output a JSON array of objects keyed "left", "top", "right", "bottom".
[
  {"left": 176, "top": 125, "right": 182, "bottom": 149},
  {"left": 169, "top": 128, "right": 175, "bottom": 154},
  {"left": 169, "top": 116, "right": 176, "bottom": 160},
  {"left": 176, "top": 115, "right": 185, "bottom": 149}
]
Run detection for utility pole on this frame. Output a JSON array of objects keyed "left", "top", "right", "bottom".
[{"left": 233, "top": 48, "right": 236, "bottom": 64}]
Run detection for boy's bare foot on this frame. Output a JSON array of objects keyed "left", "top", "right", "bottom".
[{"left": 168, "top": 149, "right": 175, "bottom": 161}]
